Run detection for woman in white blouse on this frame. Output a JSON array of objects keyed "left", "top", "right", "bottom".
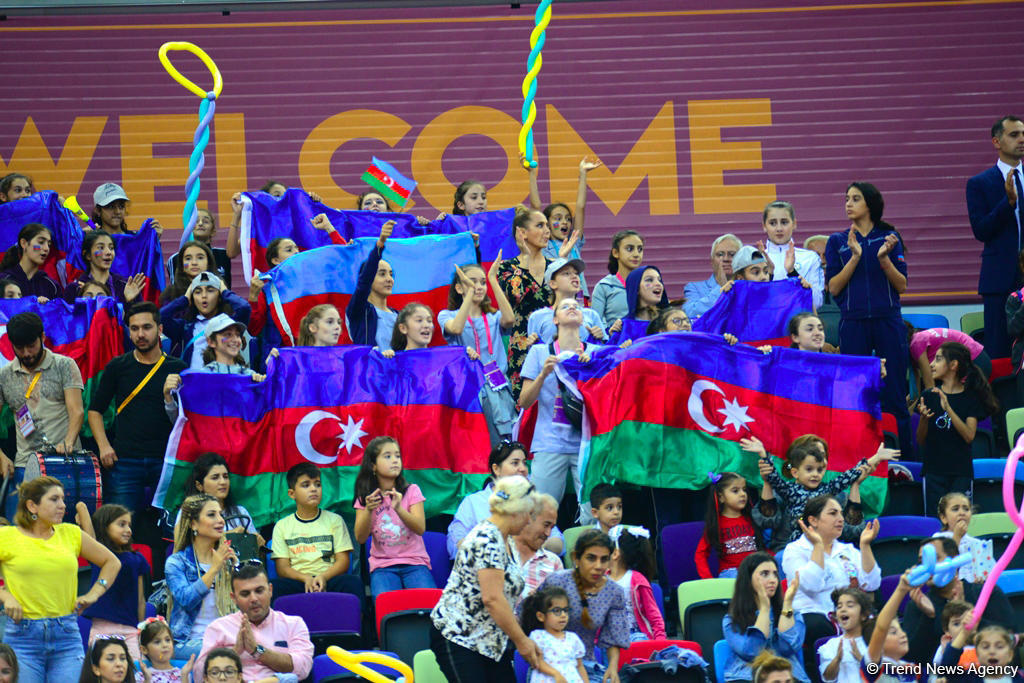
[{"left": 783, "top": 494, "right": 880, "bottom": 683}]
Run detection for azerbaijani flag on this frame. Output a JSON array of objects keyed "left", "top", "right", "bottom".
[
  {"left": 0, "top": 297, "right": 124, "bottom": 435},
  {"left": 361, "top": 157, "right": 417, "bottom": 207},
  {"left": 692, "top": 279, "right": 812, "bottom": 342},
  {"left": 107, "top": 219, "right": 166, "bottom": 301},
  {"left": 562, "top": 332, "right": 889, "bottom": 516},
  {"left": 262, "top": 233, "right": 477, "bottom": 346},
  {"left": 154, "top": 346, "right": 491, "bottom": 526},
  {"left": 237, "top": 188, "right": 517, "bottom": 283},
  {"left": 0, "top": 191, "right": 84, "bottom": 287}
]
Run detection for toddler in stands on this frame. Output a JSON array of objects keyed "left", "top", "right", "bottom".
[
  {"left": 520, "top": 585, "right": 588, "bottom": 683},
  {"left": 589, "top": 483, "right": 623, "bottom": 535},
  {"left": 697, "top": 472, "right": 765, "bottom": 579},
  {"left": 353, "top": 435, "right": 435, "bottom": 599},
  {"left": 137, "top": 618, "right": 195, "bottom": 683},
  {"left": 817, "top": 587, "right": 872, "bottom": 683},
  {"left": 608, "top": 525, "right": 665, "bottom": 641},
  {"left": 744, "top": 434, "right": 896, "bottom": 550},
  {"left": 932, "top": 493, "right": 994, "bottom": 583},
  {"left": 933, "top": 600, "right": 975, "bottom": 673}
]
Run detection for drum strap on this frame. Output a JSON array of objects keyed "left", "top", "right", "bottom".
[{"left": 117, "top": 354, "right": 167, "bottom": 415}]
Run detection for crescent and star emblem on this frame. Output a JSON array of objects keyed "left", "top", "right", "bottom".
[
  {"left": 295, "top": 411, "right": 369, "bottom": 464},
  {"left": 686, "top": 379, "right": 755, "bottom": 434}
]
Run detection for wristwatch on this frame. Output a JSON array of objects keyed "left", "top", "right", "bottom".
[
  {"left": 782, "top": 608, "right": 794, "bottom": 618},
  {"left": 253, "top": 644, "right": 266, "bottom": 659}
]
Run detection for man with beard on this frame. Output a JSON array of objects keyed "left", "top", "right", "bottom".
[
  {"left": 195, "top": 562, "right": 313, "bottom": 683},
  {"left": 88, "top": 302, "right": 186, "bottom": 517},
  {"left": 0, "top": 312, "right": 84, "bottom": 520}
]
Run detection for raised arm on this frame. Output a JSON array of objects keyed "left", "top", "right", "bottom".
[{"left": 574, "top": 157, "right": 602, "bottom": 237}]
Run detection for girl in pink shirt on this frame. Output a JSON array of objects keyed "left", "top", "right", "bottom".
[{"left": 353, "top": 436, "right": 436, "bottom": 598}]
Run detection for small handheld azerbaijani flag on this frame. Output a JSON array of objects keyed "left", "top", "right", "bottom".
[{"left": 361, "top": 157, "right": 417, "bottom": 207}]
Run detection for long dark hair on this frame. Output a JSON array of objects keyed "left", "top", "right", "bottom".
[
  {"left": 80, "top": 638, "right": 135, "bottom": 683},
  {"left": 354, "top": 436, "right": 409, "bottom": 505},
  {"left": 446, "top": 263, "right": 495, "bottom": 313},
  {"left": 160, "top": 241, "right": 217, "bottom": 304},
  {"left": 615, "top": 529, "right": 657, "bottom": 581},
  {"left": 91, "top": 504, "right": 133, "bottom": 553},
  {"left": 0, "top": 223, "right": 51, "bottom": 271},
  {"left": 832, "top": 586, "right": 875, "bottom": 637},
  {"left": 266, "top": 237, "right": 297, "bottom": 267},
  {"left": 571, "top": 529, "right": 615, "bottom": 629},
  {"left": 486, "top": 440, "right": 527, "bottom": 486},
  {"left": 938, "top": 341, "right": 999, "bottom": 416},
  {"left": 606, "top": 229, "right": 643, "bottom": 274},
  {"left": 847, "top": 181, "right": 903, "bottom": 247},
  {"left": 184, "top": 453, "right": 236, "bottom": 508},
  {"left": 390, "top": 302, "right": 432, "bottom": 351},
  {"left": 704, "top": 472, "right": 764, "bottom": 557},
  {"left": 184, "top": 285, "right": 234, "bottom": 323},
  {"left": 82, "top": 230, "right": 115, "bottom": 271},
  {"left": 0, "top": 173, "right": 32, "bottom": 200},
  {"left": 728, "top": 551, "right": 782, "bottom": 631},
  {"left": 520, "top": 585, "right": 570, "bottom": 635},
  {"left": 452, "top": 180, "right": 484, "bottom": 215}
]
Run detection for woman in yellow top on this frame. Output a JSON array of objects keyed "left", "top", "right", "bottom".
[{"left": 0, "top": 476, "right": 121, "bottom": 683}]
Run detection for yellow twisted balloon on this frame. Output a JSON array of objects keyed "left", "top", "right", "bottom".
[
  {"left": 519, "top": 0, "right": 552, "bottom": 169},
  {"left": 326, "top": 646, "right": 413, "bottom": 683}
]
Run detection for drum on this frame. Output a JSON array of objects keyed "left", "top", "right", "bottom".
[{"left": 23, "top": 450, "right": 103, "bottom": 522}]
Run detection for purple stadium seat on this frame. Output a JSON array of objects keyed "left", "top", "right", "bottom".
[
  {"left": 273, "top": 592, "right": 361, "bottom": 635},
  {"left": 661, "top": 522, "right": 715, "bottom": 588},
  {"left": 874, "top": 516, "right": 941, "bottom": 539}
]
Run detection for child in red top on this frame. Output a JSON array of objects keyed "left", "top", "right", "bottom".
[{"left": 696, "top": 472, "right": 766, "bottom": 579}]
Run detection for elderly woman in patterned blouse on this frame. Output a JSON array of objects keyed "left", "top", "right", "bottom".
[{"left": 430, "top": 475, "right": 542, "bottom": 683}]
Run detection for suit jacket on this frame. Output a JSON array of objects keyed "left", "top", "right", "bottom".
[{"left": 968, "top": 163, "right": 1022, "bottom": 294}]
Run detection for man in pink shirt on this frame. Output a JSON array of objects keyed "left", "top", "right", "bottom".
[{"left": 196, "top": 563, "right": 314, "bottom": 682}]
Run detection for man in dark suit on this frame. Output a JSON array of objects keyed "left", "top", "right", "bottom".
[{"left": 968, "top": 115, "right": 1024, "bottom": 358}]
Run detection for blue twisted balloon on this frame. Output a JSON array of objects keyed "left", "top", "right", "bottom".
[
  {"left": 519, "top": 0, "right": 552, "bottom": 169},
  {"left": 181, "top": 91, "right": 216, "bottom": 246}
]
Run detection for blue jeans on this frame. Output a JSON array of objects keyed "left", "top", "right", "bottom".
[
  {"left": 2, "top": 466, "right": 24, "bottom": 522},
  {"left": 103, "top": 455, "right": 163, "bottom": 512},
  {"left": 173, "top": 637, "right": 203, "bottom": 660},
  {"left": 3, "top": 614, "right": 84, "bottom": 683},
  {"left": 370, "top": 564, "right": 436, "bottom": 599}
]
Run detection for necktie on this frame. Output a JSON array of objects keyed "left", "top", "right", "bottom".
[{"left": 1016, "top": 168, "right": 1024, "bottom": 251}]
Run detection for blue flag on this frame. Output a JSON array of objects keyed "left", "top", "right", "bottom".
[{"left": 692, "top": 279, "right": 813, "bottom": 341}]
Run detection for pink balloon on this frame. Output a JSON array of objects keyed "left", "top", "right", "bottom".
[{"left": 969, "top": 440, "right": 1024, "bottom": 628}]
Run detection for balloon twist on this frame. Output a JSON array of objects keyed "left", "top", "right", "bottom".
[
  {"left": 969, "top": 440, "right": 1024, "bottom": 627},
  {"left": 326, "top": 646, "right": 412, "bottom": 683},
  {"left": 519, "top": 0, "right": 552, "bottom": 169},
  {"left": 157, "top": 42, "right": 223, "bottom": 247},
  {"left": 907, "top": 544, "right": 972, "bottom": 587}
]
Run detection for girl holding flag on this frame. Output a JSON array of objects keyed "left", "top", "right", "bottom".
[
  {"left": 440, "top": 260, "right": 518, "bottom": 445},
  {"left": 347, "top": 219, "right": 398, "bottom": 348},
  {"left": 65, "top": 230, "right": 146, "bottom": 305},
  {"left": 0, "top": 223, "right": 62, "bottom": 301}
]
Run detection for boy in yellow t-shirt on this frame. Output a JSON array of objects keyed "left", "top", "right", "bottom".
[{"left": 270, "top": 463, "right": 363, "bottom": 601}]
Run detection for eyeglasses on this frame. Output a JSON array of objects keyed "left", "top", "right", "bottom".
[
  {"left": 207, "top": 669, "right": 240, "bottom": 680},
  {"left": 668, "top": 317, "right": 689, "bottom": 326},
  {"left": 547, "top": 607, "right": 570, "bottom": 615}
]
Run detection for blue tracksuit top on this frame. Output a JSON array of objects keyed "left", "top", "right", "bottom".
[{"left": 824, "top": 225, "right": 907, "bottom": 320}]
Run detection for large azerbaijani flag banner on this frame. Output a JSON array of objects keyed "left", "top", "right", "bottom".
[
  {"left": 154, "top": 345, "right": 491, "bottom": 526},
  {"left": 0, "top": 193, "right": 165, "bottom": 301},
  {"left": 0, "top": 297, "right": 124, "bottom": 434},
  {"left": 562, "top": 332, "right": 889, "bottom": 515},
  {"left": 237, "top": 188, "right": 517, "bottom": 282},
  {"left": 261, "top": 233, "right": 477, "bottom": 346}
]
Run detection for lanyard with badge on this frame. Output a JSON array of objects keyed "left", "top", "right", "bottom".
[
  {"left": 15, "top": 371, "right": 41, "bottom": 437},
  {"left": 471, "top": 316, "right": 508, "bottom": 390}
]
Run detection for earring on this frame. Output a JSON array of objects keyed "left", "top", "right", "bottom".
[{"left": 30, "top": 513, "right": 37, "bottom": 520}]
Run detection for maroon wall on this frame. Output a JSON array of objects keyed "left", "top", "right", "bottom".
[{"left": 1, "top": 0, "right": 1020, "bottom": 300}]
